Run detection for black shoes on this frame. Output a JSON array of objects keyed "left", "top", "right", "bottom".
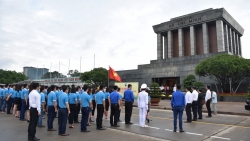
[
  {"left": 173, "top": 130, "right": 176, "bottom": 132},
  {"left": 97, "top": 128, "right": 106, "bottom": 130},
  {"left": 206, "top": 116, "right": 212, "bottom": 118},
  {"left": 81, "top": 130, "right": 90, "bottom": 132},
  {"left": 180, "top": 130, "right": 185, "bottom": 132},
  {"left": 113, "top": 125, "right": 120, "bottom": 127},
  {"left": 125, "top": 122, "right": 133, "bottom": 125},
  {"left": 192, "top": 119, "right": 197, "bottom": 121},
  {"left": 28, "top": 137, "right": 40, "bottom": 141},
  {"left": 37, "top": 125, "right": 45, "bottom": 128}
]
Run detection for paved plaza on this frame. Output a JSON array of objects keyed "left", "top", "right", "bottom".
[{"left": 0, "top": 105, "right": 250, "bottom": 141}]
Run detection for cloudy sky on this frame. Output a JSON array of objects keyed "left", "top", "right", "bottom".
[{"left": 0, "top": 0, "right": 249, "bottom": 75}]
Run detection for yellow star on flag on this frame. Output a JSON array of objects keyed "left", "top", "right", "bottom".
[{"left": 113, "top": 72, "right": 118, "bottom": 77}]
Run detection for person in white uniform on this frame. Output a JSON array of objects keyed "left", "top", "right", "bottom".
[{"left": 137, "top": 84, "right": 148, "bottom": 127}]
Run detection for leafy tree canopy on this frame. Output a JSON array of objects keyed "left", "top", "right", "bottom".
[
  {"left": 80, "top": 67, "right": 108, "bottom": 86},
  {"left": 182, "top": 74, "right": 204, "bottom": 90},
  {"left": 68, "top": 69, "right": 81, "bottom": 77},
  {"left": 41, "top": 71, "right": 66, "bottom": 79},
  {"left": 195, "top": 54, "right": 250, "bottom": 92},
  {"left": 0, "top": 69, "right": 28, "bottom": 84},
  {"left": 149, "top": 82, "right": 162, "bottom": 98}
]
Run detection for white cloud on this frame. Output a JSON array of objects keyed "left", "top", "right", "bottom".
[{"left": 0, "top": 0, "right": 249, "bottom": 76}]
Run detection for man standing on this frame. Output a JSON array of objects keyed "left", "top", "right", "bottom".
[
  {"left": 6, "top": 85, "right": 14, "bottom": 114},
  {"left": 80, "top": 85, "right": 92, "bottom": 132},
  {"left": 58, "top": 85, "right": 70, "bottom": 136},
  {"left": 28, "top": 83, "right": 41, "bottom": 141},
  {"left": 137, "top": 84, "right": 148, "bottom": 127},
  {"left": 185, "top": 88, "right": 193, "bottom": 123},
  {"left": 197, "top": 89, "right": 203, "bottom": 119},
  {"left": 47, "top": 85, "right": 57, "bottom": 131},
  {"left": 124, "top": 84, "right": 134, "bottom": 124},
  {"left": 20, "top": 85, "right": 26, "bottom": 120},
  {"left": 211, "top": 90, "right": 217, "bottom": 115},
  {"left": 205, "top": 86, "right": 212, "bottom": 118},
  {"left": 0, "top": 85, "right": 3, "bottom": 112},
  {"left": 104, "top": 88, "right": 110, "bottom": 119},
  {"left": 191, "top": 87, "right": 198, "bottom": 121},
  {"left": 109, "top": 85, "right": 121, "bottom": 127},
  {"left": 2, "top": 84, "right": 9, "bottom": 113},
  {"left": 37, "top": 86, "right": 46, "bottom": 127},
  {"left": 95, "top": 85, "right": 106, "bottom": 130},
  {"left": 171, "top": 84, "right": 185, "bottom": 132}
]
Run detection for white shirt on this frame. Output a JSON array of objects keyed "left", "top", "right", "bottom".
[
  {"left": 173, "top": 87, "right": 176, "bottom": 92},
  {"left": 205, "top": 90, "right": 211, "bottom": 102},
  {"left": 137, "top": 90, "right": 148, "bottom": 109},
  {"left": 160, "top": 86, "right": 164, "bottom": 90},
  {"left": 212, "top": 92, "right": 217, "bottom": 103},
  {"left": 192, "top": 90, "right": 198, "bottom": 101},
  {"left": 29, "top": 90, "right": 41, "bottom": 113},
  {"left": 185, "top": 91, "right": 193, "bottom": 105}
]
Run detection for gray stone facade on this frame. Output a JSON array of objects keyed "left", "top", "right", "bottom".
[{"left": 115, "top": 8, "right": 246, "bottom": 91}]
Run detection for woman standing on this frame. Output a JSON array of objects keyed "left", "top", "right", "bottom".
[
  {"left": 12, "top": 85, "right": 18, "bottom": 116},
  {"left": 68, "top": 87, "right": 77, "bottom": 128},
  {"left": 91, "top": 89, "right": 96, "bottom": 117},
  {"left": 16, "top": 85, "right": 22, "bottom": 118},
  {"left": 104, "top": 88, "right": 110, "bottom": 119}
]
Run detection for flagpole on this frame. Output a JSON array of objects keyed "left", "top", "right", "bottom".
[{"left": 108, "top": 65, "right": 110, "bottom": 88}]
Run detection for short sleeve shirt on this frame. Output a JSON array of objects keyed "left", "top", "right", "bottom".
[
  {"left": 96, "top": 91, "right": 105, "bottom": 104},
  {"left": 47, "top": 91, "right": 57, "bottom": 106},
  {"left": 59, "top": 93, "right": 68, "bottom": 108},
  {"left": 68, "top": 93, "right": 77, "bottom": 104},
  {"left": 80, "top": 92, "right": 91, "bottom": 107}
]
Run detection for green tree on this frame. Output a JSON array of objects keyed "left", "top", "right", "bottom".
[
  {"left": 0, "top": 69, "right": 28, "bottom": 84},
  {"left": 183, "top": 74, "right": 196, "bottom": 89},
  {"left": 41, "top": 71, "right": 66, "bottom": 79},
  {"left": 68, "top": 69, "right": 81, "bottom": 77},
  {"left": 195, "top": 54, "right": 250, "bottom": 93},
  {"left": 80, "top": 67, "right": 108, "bottom": 86}
]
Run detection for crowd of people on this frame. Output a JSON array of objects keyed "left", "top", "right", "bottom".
[
  {"left": 0, "top": 82, "right": 217, "bottom": 141},
  {"left": 0, "top": 83, "right": 147, "bottom": 141}
]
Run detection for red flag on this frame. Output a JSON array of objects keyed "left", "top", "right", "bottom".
[{"left": 109, "top": 66, "right": 122, "bottom": 82}]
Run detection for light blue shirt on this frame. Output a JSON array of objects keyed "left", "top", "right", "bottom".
[
  {"left": 12, "top": 90, "right": 17, "bottom": 98},
  {"left": 76, "top": 92, "right": 80, "bottom": 102},
  {"left": 47, "top": 91, "right": 57, "bottom": 106},
  {"left": 16, "top": 90, "right": 21, "bottom": 98},
  {"left": 212, "top": 92, "right": 217, "bottom": 103},
  {"left": 4, "top": 88, "right": 9, "bottom": 97},
  {"left": 0, "top": 89, "right": 3, "bottom": 97},
  {"left": 23, "top": 88, "right": 29, "bottom": 100},
  {"left": 80, "top": 92, "right": 91, "bottom": 107},
  {"left": 8, "top": 88, "right": 13, "bottom": 97},
  {"left": 59, "top": 93, "right": 68, "bottom": 108},
  {"left": 104, "top": 92, "right": 110, "bottom": 99},
  {"left": 40, "top": 92, "right": 45, "bottom": 106},
  {"left": 68, "top": 93, "right": 77, "bottom": 104},
  {"left": 96, "top": 91, "right": 105, "bottom": 104},
  {"left": 21, "top": 89, "right": 25, "bottom": 99}
]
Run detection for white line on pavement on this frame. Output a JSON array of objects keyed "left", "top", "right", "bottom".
[
  {"left": 186, "top": 132, "right": 203, "bottom": 136},
  {"left": 165, "top": 129, "right": 174, "bottom": 132},
  {"left": 211, "top": 136, "right": 230, "bottom": 140},
  {"left": 147, "top": 126, "right": 160, "bottom": 129}
]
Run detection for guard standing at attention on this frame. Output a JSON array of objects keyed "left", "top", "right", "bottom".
[
  {"left": 28, "top": 83, "right": 41, "bottom": 141},
  {"left": 47, "top": 85, "right": 57, "bottom": 131},
  {"left": 185, "top": 87, "right": 193, "bottom": 123},
  {"left": 205, "top": 86, "right": 212, "bottom": 118},
  {"left": 171, "top": 84, "right": 185, "bottom": 132},
  {"left": 80, "top": 85, "right": 92, "bottom": 132},
  {"left": 109, "top": 85, "right": 121, "bottom": 127},
  {"left": 58, "top": 85, "right": 70, "bottom": 136},
  {"left": 191, "top": 86, "right": 198, "bottom": 121},
  {"left": 137, "top": 84, "right": 148, "bottom": 127},
  {"left": 124, "top": 84, "right": 134, "bottom": 124},
  {"left": 95, "top": 85, "right": 106, "bottom": 130}
]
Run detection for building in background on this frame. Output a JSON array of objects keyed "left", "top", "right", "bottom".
[
  {"left": 23, "top": 67, "right": 49, "bottom": 80},
  {"left": 115, "top": 8, "right": 248, "bottom": 92}
]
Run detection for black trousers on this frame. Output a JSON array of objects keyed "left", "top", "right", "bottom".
[
  {"left": 96, "top": 104, "right": 104, "bottom": 129},
  {"left": 68, "top": 104, "right": 76, "bottom": 124},
  {"left": 92, "top": 100, "right": 96, "bottom": 116},
  {"left": 125, "top": 101, "right": 133, "bottom": 123},
  {"left": 192, "top": 101, "right": 198, "bottom": 120},
  {"left": 110, "top": 104, "right": 119, "bottom": 125},
  {"left": 206, "top": 99, "right": 212, "bottom": 117},
  {"left": 198, "top": 104, "right": 202, "bottom": 119},
  {"left": 185, "top": 103, "right": 192, "bottom": 122},
  {"left": 7, "top": 98, "right": 13, "bottom": 114},
  {"left": 28, "top": 108, "right": 39, "bottom": 139},
  {"left": 74, "top": 104, "right": 80, "bottom": 122}
]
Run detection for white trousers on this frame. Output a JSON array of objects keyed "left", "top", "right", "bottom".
[{"left": 139, "top": 107, "right": 147, "bottom": 127}]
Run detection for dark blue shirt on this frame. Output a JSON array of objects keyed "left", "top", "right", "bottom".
[
  {"left": 171, "top": 90, "right": 186, "bottom": 108},
  {"left": 124, "top": 89, "right": 134, "bottom": 102},
  {"left": 110, "top": 91, "right": 121, "bottom": 104}
]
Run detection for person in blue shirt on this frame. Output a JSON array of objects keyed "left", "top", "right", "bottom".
[
  {"left": 58, "top": 85, "right": 70, "bottom": 136},
  {"left": 87, "top": 88, "right": 94, "bottom": 125},
  {"left": 37, "top": 86, "right": 46, "bottom": 127},
  {"left": 79, "top": 85, "right": 92, "bottom": 132},
  {"left": 23, "top": 84, "right": 30, "bottom": 122},
  {"left": 47, "top": 85, "right": 58, "bottom": 131},
  {"left": 20, "top": 85, "right": 27, "bottom": 120},
  {"left": 109, "top": 86, "right": 121, "bottom": 127},
  {"left": 1, "top": 84, "right": 9, "bottom": 113},
  {"left": 104, "top": 88, "right": 110, "bottom": 119},
  {"left": 68, "top": 87, "right": 77, "bottom": 128},
  {"left": 117, "top": 87, "right": 123, "bottom": 122},
  {"left": 91, "top": 89, "right": 96, "bottom": 117},
  {"left": 6, "top": 85, "right": 14, "bottom": 114},
  {"left": 95, "top": 85, "right": 106, "bottom": 130},
  {"left": 12, "top": 85, "right": 18, "bottom": 116},
  {"left": 0, "top": 85, "right": 3, "bottom": 113},
  {"left": 171, "top": 84, "right": 186, "bottom": 133},
  {"left": 74, "top": 86, "right": 81, "bottom": 123},
  {"left": 16, "top": 85, "right": 22, "bottom": 118},
  {"left": 124, "top": 84, "right": 134, "bottom": 124}
]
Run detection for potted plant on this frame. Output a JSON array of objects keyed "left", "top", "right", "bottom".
[{"left": 149, "top": 82, "right": 162, "bottom": 106}]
